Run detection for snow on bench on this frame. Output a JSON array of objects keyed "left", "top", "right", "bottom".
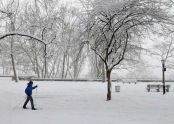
[{"left": 147, "top": 84, "right": 171, "bottom": 92}]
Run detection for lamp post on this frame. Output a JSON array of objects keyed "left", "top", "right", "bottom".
[{"left": 161, "top": 59, "right": 166, "bottom": 94}]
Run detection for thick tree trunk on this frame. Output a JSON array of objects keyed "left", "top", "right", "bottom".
[
  {"left": 11, "top": 54, "right": 18, "bottom": 82},
  {"left": 10, "top": 19, "right": 18, "bottom": 82},
  {"left": 106, "top": 70, "right": 111, "bottom": 100}
]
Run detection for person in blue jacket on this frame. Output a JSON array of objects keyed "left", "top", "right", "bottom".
[{"left": 23, "top": 81, "right": 38, "bottom": 110}]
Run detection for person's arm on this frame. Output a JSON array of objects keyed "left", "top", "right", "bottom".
[{"left": 32, "top": 85, "right": 38, "bottom": 89}]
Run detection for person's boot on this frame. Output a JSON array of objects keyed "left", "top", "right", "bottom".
[
  {"left": 32, "top": 107, "right": 37, "bottom": 110},
  {"left": 23, "top": 106, "right": 27, "bottom": 109}
]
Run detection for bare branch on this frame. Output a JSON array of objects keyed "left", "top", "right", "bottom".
[{"left": 0, "top": 32, "right": 46, "bottom": 45}]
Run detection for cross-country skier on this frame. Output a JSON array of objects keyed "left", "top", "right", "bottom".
[{"left": 23, "top": 81, "right": 38, "bottom": 110}]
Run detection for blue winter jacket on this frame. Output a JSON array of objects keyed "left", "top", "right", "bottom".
[{"left": 25, "top": 83, "right": 37, "bottom": 95}]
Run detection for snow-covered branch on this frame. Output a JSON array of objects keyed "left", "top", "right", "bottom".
[{"left": 0, "top": 32, "right": 46, "bottom": 45}]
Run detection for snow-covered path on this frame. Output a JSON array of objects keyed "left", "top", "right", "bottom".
[{"left": 0, "top": 77, "right": 174, "bottom": 124}]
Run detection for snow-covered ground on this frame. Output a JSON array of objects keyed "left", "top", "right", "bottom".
[{"left": 0, "top": 77, "right": 174, "bottom": 124}]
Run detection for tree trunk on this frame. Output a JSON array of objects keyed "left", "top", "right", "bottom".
[
  {"left": 44, "top": 44, "right": 47, "bottom": 78},
  {"left": 36, "top": 56, "right": 40, "bottom": 78},
  {"left": 62, "top": 52, "right": 66, "bottom": 79},
  {"left": 95, "top": 54, "right": 99, "bottom": 78},
  {"left": 74, "top": 62, "right": 77, "bottom": 79},
  {"left": 65, "top": 54, "right": 69, "bottom": 78},
  {"left": 10, "top": 19, "right": 18, "bottom": 82},
  {"left": 102, "top": 61, "right": 105, "bottom": 82},
  {"left": 11, "top": 54, "right": 18, "bottom": 82},
  {"left": 106, "top": 70, "right": 111, "bottom": 100},
  {"left": 2, "top": 55, "right": 5, "bottom": 75}
]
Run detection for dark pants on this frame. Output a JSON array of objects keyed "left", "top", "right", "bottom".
[{"left": 23, "top": 95, "right": 35, "bottom": 108}]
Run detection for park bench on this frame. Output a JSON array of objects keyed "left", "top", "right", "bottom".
[{"left": 147, "top": 84, "right": 170, "bottom": 92}]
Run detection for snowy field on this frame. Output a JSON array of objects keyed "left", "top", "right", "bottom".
[{"left": 1, "top": 78, "right": 174, "bottom": 124}]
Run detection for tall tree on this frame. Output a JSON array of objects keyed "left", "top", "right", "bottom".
[
  {"left": 84, "top": 0, "right": 173, "bottom": 100},
  {"left": 0, "top": 0, "right": 20, "bottom": 82}
]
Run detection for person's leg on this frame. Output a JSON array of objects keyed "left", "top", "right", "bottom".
[
  {"left": 23, "top": 96, "right": 29, "bottom": 108},
  {"left": 28, "top": 95, "right": 35, "bottom": 109}
]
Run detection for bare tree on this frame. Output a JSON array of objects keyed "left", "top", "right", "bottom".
[
  {"left": 84, "top": 0, "right": 173, "bottom": 100},
  {"left": 0, "top": 0, "right": 87, "bottom": 79},
  {"left": 0, "top": 0, "right": 20, "bottom": 82}
]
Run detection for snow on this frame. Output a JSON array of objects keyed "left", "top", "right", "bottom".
[{"left": 0, "top": 77, "right": 174, "bottom": 124}]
